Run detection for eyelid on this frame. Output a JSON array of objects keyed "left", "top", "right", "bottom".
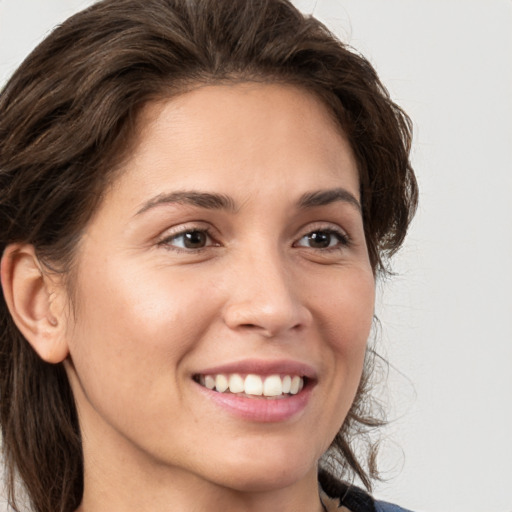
[
  {"left": 293, "top": 223, "right": 351, "bottom": 249},
  {"left": 155, "top": 221, "right": 351, "bottom": 252},
  {"left": 156, "top": 223, "right": 219, "bottom": 250},
  {"left": 296, "top": 221, "right": 349, "bottom": 238}
]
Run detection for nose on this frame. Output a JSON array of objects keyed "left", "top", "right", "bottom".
[{"left": 222, "top": 249, "right": 312, "bottom": 338}]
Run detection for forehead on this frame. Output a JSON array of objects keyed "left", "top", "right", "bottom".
[
  {"left": 100, "top": 82, "right": 360, "bottom": 216},
  {"left": 139, "top": 83, "right": 353, "bottom": 172}
]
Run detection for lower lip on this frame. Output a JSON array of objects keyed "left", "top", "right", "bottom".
[{"left": 195, "top": 381, "right": 313, "bottom": 422}]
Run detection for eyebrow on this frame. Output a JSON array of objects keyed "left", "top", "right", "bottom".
[
  {"left": 298, "top": 188, "right": 361, "bottom": 212},
  {"left": 135, "top": 187, "right": 361, "bottom": 216},
  {"left": 136, "top": 191, "right": 237, "bottom": 215}
]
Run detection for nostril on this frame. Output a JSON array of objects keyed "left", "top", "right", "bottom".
[{"left": 223, "top": 298, "right": 312, "bottom": 337}]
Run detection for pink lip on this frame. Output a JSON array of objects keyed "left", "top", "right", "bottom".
[{"left": 192, "top": 359, "right": 317, "bottom": 423}]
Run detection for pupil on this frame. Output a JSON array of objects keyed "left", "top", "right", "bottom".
[
  {"left": 184, "top": 231, "right": 206, "bottom": 248},
  {"left": 309, "top": 231, "right": 330, "bottom": 248}
]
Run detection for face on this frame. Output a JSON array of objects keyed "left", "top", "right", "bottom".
[{"left": 63, "top": 83, "right": 375, "bottom": 493}]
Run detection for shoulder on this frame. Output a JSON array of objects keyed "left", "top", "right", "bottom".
[
  {"left": 318, "top": 470, "right": 415, "bottom": 512},
  {"left": 374, "top": 501, "right": 414, "bottom": 512}
]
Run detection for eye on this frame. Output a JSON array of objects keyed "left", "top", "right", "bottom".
[
  {"left": 160, "top": 229, "right": 215, "bottom": 250},
  {"left": 295, "top": 229, "right": 349, "bottom": 250}
]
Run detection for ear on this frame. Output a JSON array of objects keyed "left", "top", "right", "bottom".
[{"left": 1, "top": 244, "right": 70, "bottom": 363}]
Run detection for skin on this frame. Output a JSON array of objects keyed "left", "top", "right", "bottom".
[{"left": 27, "top": 83, "right": 374, "bottom": 511}]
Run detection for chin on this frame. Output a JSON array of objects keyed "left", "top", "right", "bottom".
[
  {"left": 221, "top": 467, "right": 310, "bottom": 494},
  {"left": 205, "top": 440, "right": 319, "bottom": 493}
]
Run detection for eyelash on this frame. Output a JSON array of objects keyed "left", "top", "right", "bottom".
[
  {"left": 157, "top": 226, "right": 217, "bottom": 253},
  {"left": 293, "top": 228, "right": 351, "bottom": 252},
  {"left": 157, "top": 225, "right": 351, "bottom": 253}
]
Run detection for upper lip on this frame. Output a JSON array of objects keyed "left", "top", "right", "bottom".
[{"left": 194, "top": 359, "right": 317, "bottom": 380}]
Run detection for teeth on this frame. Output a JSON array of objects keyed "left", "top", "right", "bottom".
[
  {"left": 198, "top": 373, "right": 305, "bottom": 397},
  {"left": 290, "top": 375, "right": 302, "bottom": 395},
  {"left": 204, "top": 375, "right": 216, "bottom": 390},
  {"left": 282, "top": 375, "right": 292, "bottom": 394},
  {"left": 244, "top": 374, "right": 263, "bottom": 395},
  {"left": 215, "top": 374, "right": 229, "bottom": 393},
  {"left": 263, "top": 375, "right": 282, "bottom": 397},
  {"left": 228, "top": 374, "right": 244, "bottom": 393}
]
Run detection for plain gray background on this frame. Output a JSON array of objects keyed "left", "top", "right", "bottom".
[{"left": 1, "top": 1, "right": 511, "bottom": 511}]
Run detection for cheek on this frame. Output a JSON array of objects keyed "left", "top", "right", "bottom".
[
  {"left": 304, "top": 267, "right": 374, "bottom": 452},
  {"left": 318, "top": 267, "right": 375, "bottom": 349},
  {"left": 317, "top": 267, "right": 375, "bottom": 398},
  {"left": 66, "top": 261, "right": 218, "bottom": 408},
  {"left": 74, "top": 261, "right": 209, "bottom": 341}
]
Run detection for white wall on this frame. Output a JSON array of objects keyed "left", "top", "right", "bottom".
[{"left": 1, "top": 1, "right": 511, "bottom": 511}]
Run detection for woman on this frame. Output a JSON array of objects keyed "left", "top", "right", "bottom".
[{"left": 0, "top": 0, "right": 417, "bottom": 511}]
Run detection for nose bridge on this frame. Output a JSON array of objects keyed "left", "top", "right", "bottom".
[{"left": 223, "top": 242, "right": 311, "bottom": 336}]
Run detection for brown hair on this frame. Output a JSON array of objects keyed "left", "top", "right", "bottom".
[{"left": 0, "top": 0, "right": 418, "bottom": 510}]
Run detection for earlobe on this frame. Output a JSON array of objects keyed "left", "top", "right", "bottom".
[{"left": 1, "top": 244, "right": 69, "bottom": 363}]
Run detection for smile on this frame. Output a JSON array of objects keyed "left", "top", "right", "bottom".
[{"left": 195, "top": 373, "right": 305, "bottom": 398}]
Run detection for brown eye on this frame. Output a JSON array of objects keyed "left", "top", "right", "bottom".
[
  {"left": 307, "top": 231, "right": 331, "bottom": 248},
  {"left": 161, "top": 229, "right": 213, "bottom": 250},
  {"left": 296, "top": 229, "right": 348, "bottom": 249},
  {"left": 182, "top": 230, "right": 208, "bottom": 248}
]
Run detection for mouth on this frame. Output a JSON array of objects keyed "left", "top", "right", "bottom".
[
  {"left": 193, "top": 373, "right": 306, "bottom": 399},
  {"left": 192, "top": 361, "right": 316, "bottom": 421}
]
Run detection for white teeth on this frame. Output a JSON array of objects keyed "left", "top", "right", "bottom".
[
  {"left": 228, "top": 374, "right": 244, "bottom": 393},
  {"left": 204, "top": 375, "right": 216, "bottom": 390},
  {"left": 199, "top": 373, "right": 305, "bottom": 397},
  {"left": 282, "top": 375, "right": 292, "bottom": 394},
  {"left": 215, "top": 374, "right": 229, "bottom": 393},
  {"left": 263, "top": 375, "right": 282, "bottom": 397},
  {"left": 290, "top": 375, "right": 302, "bottom": 395},
  {"left": 244, "top": 374, "right": 263, "bottom": 396}
]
